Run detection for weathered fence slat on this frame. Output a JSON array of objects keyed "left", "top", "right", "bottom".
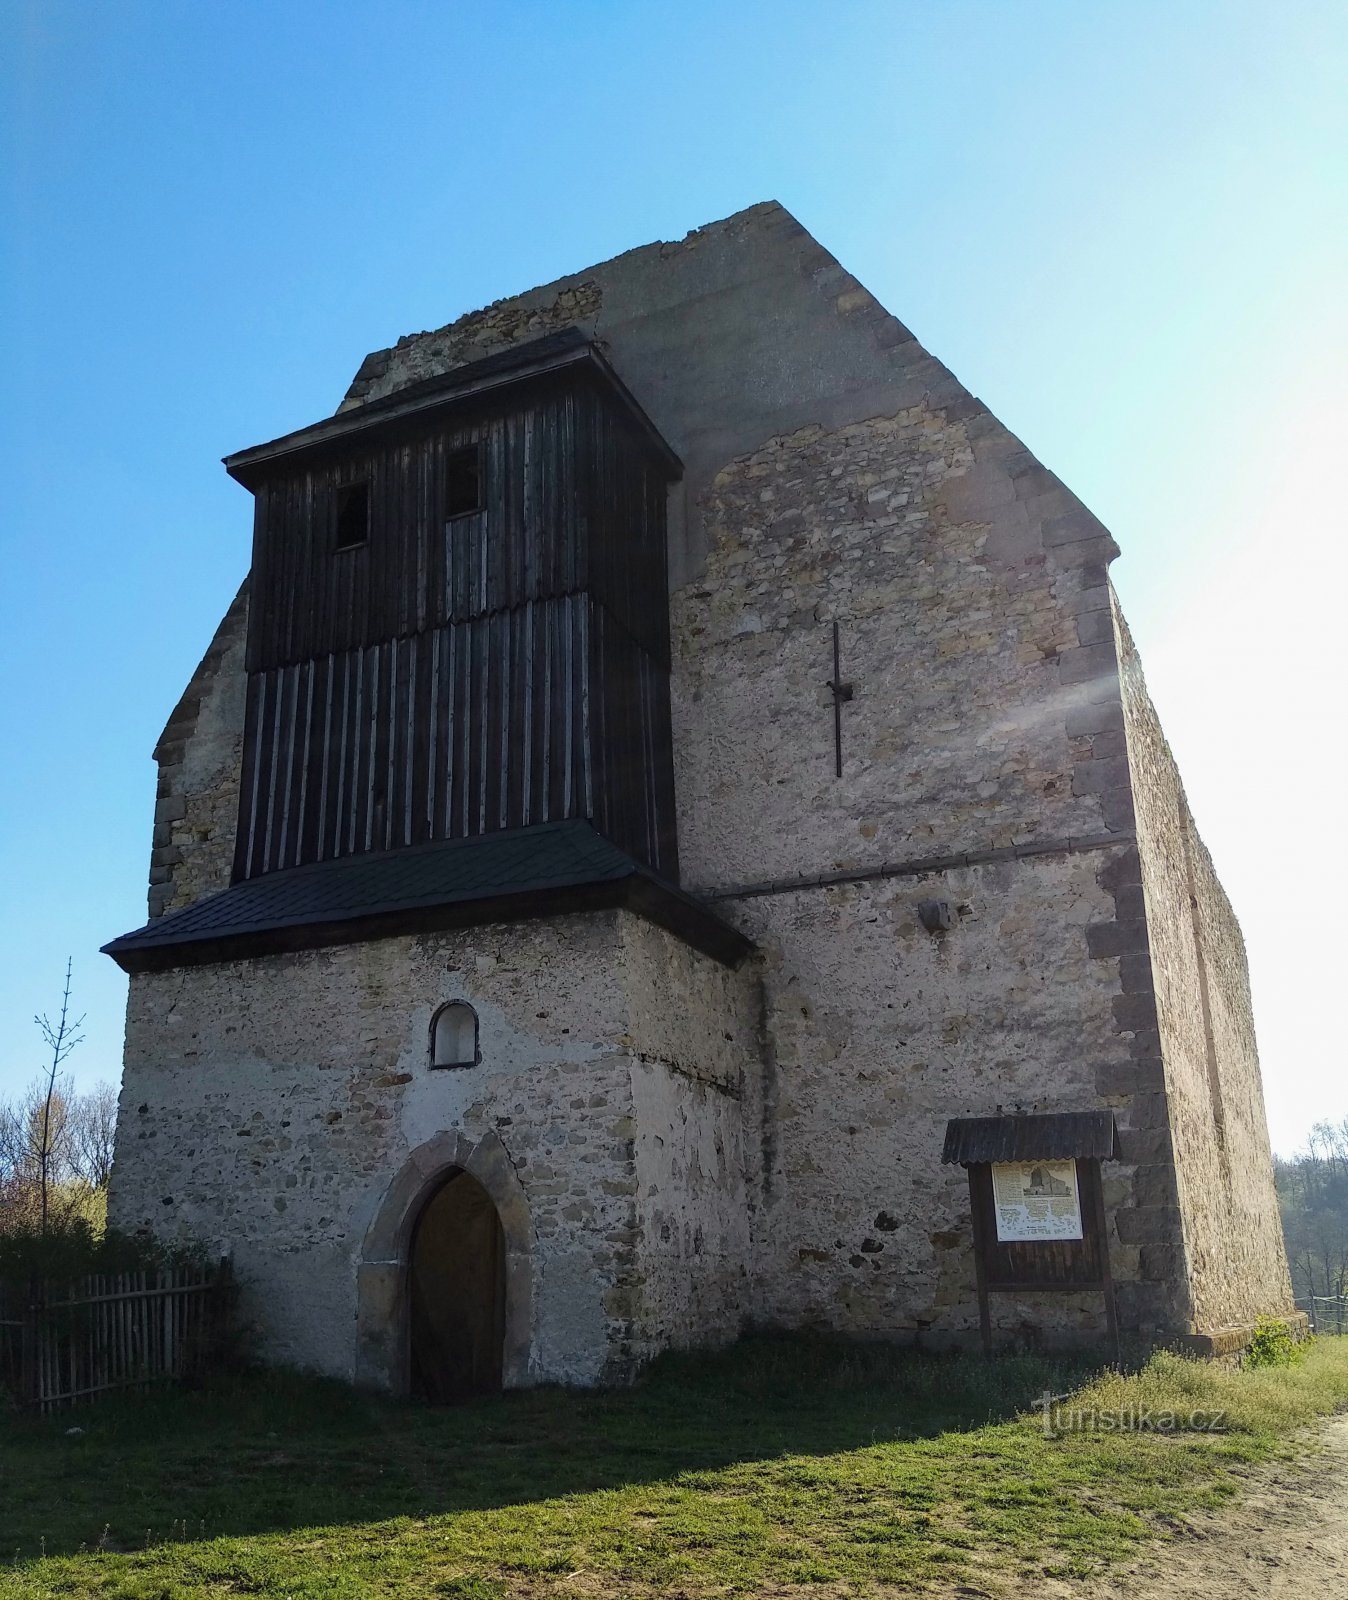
[
  {"left": 42, "top": 1282, "right": 216, "bottom": 1309},
  {"left": 0, "top": 1262, "right": 228, "bottom": 1412}
]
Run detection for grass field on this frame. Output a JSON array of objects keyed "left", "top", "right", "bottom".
[{"left": 3, "top": 1335, "right": 1347, "bottom": 1599}]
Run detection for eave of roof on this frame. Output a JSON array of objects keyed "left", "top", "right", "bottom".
[
  {"left": 103, "top": 820, "right": 752, "bottom": 973},
  {"left": 221, "top": 329, "right": 682, "bottom": 490},
  {"left": 941, "top": 1112, "right": 1121, "bottom": 1166}
]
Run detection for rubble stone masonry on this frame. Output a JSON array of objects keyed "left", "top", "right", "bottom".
[
  {"left": 1115, "top": 598, "right": 1294, "bottom": 1338},
  {"left": 110, "top": 202, "right": 1295, "bottom": 1381},
  {"left": 111, "top": 910, "right": 760, "bottom": 1384},
  {"left": 664, "top": 396, "right": 1183, "bottom": 1343},
  {"left": 147, "top": 582, "right": 249, "bottom": 919}
]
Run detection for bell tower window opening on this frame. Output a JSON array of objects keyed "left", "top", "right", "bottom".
[
  {"left": 335, "top": 480, "right": 370, "bottom": 550},
  {"left": 430, "top": 1001, "right": 479, "bottom": 1070},
  {"left": 445, "top": 445, "right": 482, "bottom": 520}
]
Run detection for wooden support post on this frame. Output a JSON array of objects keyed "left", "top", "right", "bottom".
[
  {"left": 967, "top": 1167, "right": 993, "bottom": 1356},
  {"left": 1083, "top": 1158, "right": 1121, "bottom": 1366}
]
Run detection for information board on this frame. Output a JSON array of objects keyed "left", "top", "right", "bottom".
[{"left": 990, "top": 1159, "right": 1083, "bottom": 1242}]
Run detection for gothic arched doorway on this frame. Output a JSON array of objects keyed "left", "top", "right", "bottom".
[
  {"left": 408, "top": 1167, "right": 505, "bottom": 1401},
  {"left": 357, "top": 1129, "right": 532, "bottom": 1396}
]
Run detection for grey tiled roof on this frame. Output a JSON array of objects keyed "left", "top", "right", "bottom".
[{"left": 103, "top": 820, "right": 750, "bottom": 971}]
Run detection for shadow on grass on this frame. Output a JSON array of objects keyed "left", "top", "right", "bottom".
[{"left": 0, "top": 1334, "right": 1113, "bottom": 1560}]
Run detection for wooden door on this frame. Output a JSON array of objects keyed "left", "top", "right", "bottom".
[{"left": 408, "top": 1169, "right": 506, "bottom": 1401}]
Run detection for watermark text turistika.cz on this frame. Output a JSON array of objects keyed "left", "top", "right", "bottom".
[{"left": 1036, "top": 1389, "right": 1227, "bottom": 1437}]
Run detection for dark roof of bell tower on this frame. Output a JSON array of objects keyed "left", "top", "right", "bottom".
[{"left": 223, "top": 328, "right": 680, "bottom": 492}]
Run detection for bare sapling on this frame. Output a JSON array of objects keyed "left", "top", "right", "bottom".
[{"left": 33, "top": 958, "right": 85, "bottom": 1235}]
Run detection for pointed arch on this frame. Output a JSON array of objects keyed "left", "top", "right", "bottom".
[{"left": 356, "top": 1129, "right": 532, "bottom": 1392}]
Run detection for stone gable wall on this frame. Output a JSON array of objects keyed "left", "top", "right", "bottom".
[
  {"left": 338, "top": 282, "right": 602, "bottom": 414},
  {"left": 660, "top": 397, "right": 1190, "bottom": 1341},
  {"left": 670, "top": 408, "right": 1124, "bottom": 895}
]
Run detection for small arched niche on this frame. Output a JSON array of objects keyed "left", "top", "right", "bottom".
[{"left": 430, "top": 1001, "right": 478, "bottom": 1070}]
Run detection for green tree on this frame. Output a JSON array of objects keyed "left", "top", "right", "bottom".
[{"left": 1276, "top": 1117, "right": 1348, "bottom": 1301}]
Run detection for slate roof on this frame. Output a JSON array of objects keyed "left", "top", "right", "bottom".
[
  {"left": 103, "top": 820, "right": 751, "bottom": 973},
  {"left": 941, "top": 1112, "right": 1120, "bottom": 1166}
]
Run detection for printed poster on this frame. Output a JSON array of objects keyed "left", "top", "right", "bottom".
[{"left": 990, "top": 1159, "right": 1083, "bottom": 1242}]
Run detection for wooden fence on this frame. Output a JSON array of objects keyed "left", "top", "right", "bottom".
[{"left": 0, "top": 1262, "right": 229, "bottom": 1412}]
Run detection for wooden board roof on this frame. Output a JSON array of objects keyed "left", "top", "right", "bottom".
[{"left": 941, "top": 1112, "right": 1121, "bottom": 1166}]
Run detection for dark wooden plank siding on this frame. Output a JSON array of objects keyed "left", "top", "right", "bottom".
[
  {"left": 238, "top": 368, "right": 679, "bottom": 882},
  {"left": 576, "top": 385, "right": 672, "bottom": 670},
  {"left": 249, "top": 376, "right": 671, "bottom": 675},
  {"left": 587, "top": 606, "right": 678, "bottom": 878},
  {"left": 235, "top": 596, "right": 679, "bottom": 882},
  {"left": 248, "top": 388, "right": 595, "bottom": 674},
  {"left": 236, "top": 597, "right": 677, "bottom": 882}
]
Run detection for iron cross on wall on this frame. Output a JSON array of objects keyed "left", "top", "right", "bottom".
[{"left": 826, "top": 619, "right": 854, "bottom": 778}]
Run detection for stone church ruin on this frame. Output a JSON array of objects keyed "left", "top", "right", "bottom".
[{"left": 104, "top": 204, "right": 1295, "bottom": 1391}]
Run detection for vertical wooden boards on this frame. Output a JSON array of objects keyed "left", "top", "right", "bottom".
[
  {"left": 247, "top": 389, "right": 592, "bottom": 675},
  {"left": 237, "top": 368, "right": 680, "bottom": 882}
]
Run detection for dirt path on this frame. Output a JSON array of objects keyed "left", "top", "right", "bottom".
[{"left": 1035, "top": 1414, "right": 1348, "bottom": 1599}]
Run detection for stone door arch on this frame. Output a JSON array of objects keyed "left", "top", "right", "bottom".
[{"left": 357, "top": 1129, "right": 532, "bottom": 1392}]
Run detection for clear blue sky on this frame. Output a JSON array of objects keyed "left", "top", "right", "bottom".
[{"left": 1, "top": 0, "right": 1343, "bottom": 1154}]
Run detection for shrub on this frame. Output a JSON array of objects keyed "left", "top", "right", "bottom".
[
  {"left": 0, "top": 1217, "right": 208, "bottom": 1285},
  {"left": 1245, "top": 1314, "right": 1300, "bottom": 1369}
]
